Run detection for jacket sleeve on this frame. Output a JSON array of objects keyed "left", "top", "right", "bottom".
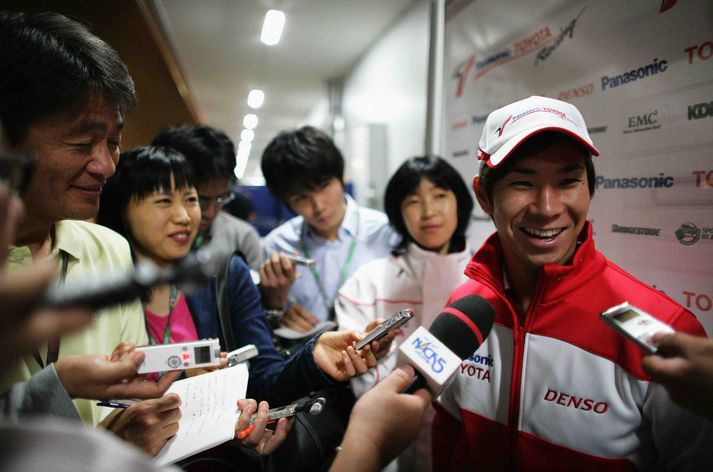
[
  {"left": 0, "top": 364, "right": 80, "bottom": 420},
  {"left": 335, "top": 269, "right": 393, "bottom": 397},
  {"left": 226, "top": 257, "right": 335, "bottom": 404},
  {"left": 643, "top": 309, "right": 713, "bottom": 470},
  {"left": 238, "top": 224, "right": 263, "bottom": 271}
]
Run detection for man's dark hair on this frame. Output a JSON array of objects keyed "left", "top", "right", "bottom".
[
  {"left": 152, "top": 125, "right": 236, "bottom": 184},
  {"left": 97, "top": 146, "right": 196, "bottom": 241},
  {"left": 261, "top": 125, "right": 344, "bottom": 204},
  {"left": 385, "top": 155, "right": 473, "bottom": 252},
  {"left": 0, "top": 11, "right": 137, "bottom": 146},
  {"left": 478, "top": 131, "right": 596, "bottom": 203}
]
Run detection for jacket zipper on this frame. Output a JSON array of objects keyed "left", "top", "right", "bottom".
[{"left": 506, "top": 273, "right": 547, "bottom": 469}]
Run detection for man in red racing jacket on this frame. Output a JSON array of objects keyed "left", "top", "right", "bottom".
[{"left": 433, "top": 96, "right": 713, "bottom": 471}]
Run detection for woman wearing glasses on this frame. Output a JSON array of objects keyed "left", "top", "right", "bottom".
[
  {"left": 97, "top": 146, "right": 377, "bottom": 405},
  {"left": 335, "top": 155, "right": 474, "bottom": 471}
]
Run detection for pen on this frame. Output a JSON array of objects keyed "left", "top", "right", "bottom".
[{"left": 96, "top": 400, "right": 131, "bottom": 409}]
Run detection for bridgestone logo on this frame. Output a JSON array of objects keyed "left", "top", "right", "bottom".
[{"left": 612, "top": 224, "right": 661, "bottom": 236}]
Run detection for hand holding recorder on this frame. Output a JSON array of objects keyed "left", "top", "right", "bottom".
[
  {"left": 642, "top": 332, "right": 713, "bottom": 421},
  {"left": 235, "top": 399, "right": 294, "bottom": 456}
]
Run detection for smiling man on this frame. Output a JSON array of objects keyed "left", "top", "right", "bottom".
[
  {"left": 0, "top": 11, "right": 180, "bottom": 457},
  {"left": 433, "top": 96, "right": 713, "bottom": 470}
]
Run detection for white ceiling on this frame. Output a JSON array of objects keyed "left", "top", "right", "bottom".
[{"left": 149, "top": 0, "right": 419, "bottom": 180}]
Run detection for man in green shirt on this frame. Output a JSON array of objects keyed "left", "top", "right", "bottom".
[{"left": 0, "top": 11, "right": 180, "bottom": 456}]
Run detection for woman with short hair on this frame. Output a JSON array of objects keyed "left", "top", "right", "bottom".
[{"left": 335, "top": 155, "right": 474, "bottom": 471}]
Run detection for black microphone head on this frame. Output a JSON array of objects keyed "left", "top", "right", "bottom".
[{"left": 429, "top": 295, "right": 495, "bottom": 360}]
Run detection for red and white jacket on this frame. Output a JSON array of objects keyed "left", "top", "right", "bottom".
[{"left": 434, "top": 223, "right": 713, "bottom": 471}]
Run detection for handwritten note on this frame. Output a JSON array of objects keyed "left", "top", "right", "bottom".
[{"left": 153, "top": 363, "right": 249, "bottom": 465}]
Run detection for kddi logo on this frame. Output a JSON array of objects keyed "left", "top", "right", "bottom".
[
  {"left": 624, "top": 110, "right": 661, "bottom": 134},
  {"left": 688, "top": 101, "right": 713, "bottom": 120},
  {"left": 675, "top": 223, "right": 713, "bottom": 246},
  {"left": 411, "top": 336, "right": 447, "bottom": 373}
]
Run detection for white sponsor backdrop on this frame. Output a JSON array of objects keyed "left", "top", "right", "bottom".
[{"left": 445, "top": 0, "right": 713, "bottom": 332}]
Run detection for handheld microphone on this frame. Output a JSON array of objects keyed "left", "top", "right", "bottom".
[
  {"left": 41, "top": 245, "right": 230, "bottom": 311},
  {"left": 397, "top": 295, "right": 495, "bottom": 395}
]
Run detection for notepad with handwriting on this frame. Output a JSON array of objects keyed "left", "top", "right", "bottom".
[{"left": 153, "top": 363, "right": 249, "bottom": 466}]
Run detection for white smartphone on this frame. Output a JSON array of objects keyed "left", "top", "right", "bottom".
[{"left": 600, "top": 301, "right": 674, "bottom": 354}]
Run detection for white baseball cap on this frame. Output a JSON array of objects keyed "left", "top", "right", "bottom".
[{"left": 477, "top": 96, "right": 599, "bottom": 168}]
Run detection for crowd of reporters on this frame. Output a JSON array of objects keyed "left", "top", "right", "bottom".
[{"left": 1, "top": 9, "right": 713, "bottom": 472}]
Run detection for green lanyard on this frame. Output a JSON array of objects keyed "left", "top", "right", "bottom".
[
  {"left": 299, "top": 211, "right": 360, "bottom": 316},
  {"left": 144, "top": 284, "right": 178, "bottom": 345}
]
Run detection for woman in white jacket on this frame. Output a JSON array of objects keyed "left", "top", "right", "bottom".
[{"left": 335, "top": 155, "right": 474, "bottom": 471}]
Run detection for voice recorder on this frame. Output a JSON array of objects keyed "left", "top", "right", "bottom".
[{"left": 136, "top": 338, "right": 222, "bottom": 374}]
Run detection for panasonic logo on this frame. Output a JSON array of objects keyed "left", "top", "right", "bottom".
[
  {"left": 601, "top": 58, "right": 668, "bottom": 90},
  {"left": 596, "top": 174, "right": 674, "bottom": 189}
]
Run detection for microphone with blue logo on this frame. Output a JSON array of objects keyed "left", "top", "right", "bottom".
[{"left": 397, "top": 295, "right": 495, "bottom": 395}]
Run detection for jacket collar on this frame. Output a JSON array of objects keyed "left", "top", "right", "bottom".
[{"left": 465, "top": 221, "right": 606, "bottom": 304}]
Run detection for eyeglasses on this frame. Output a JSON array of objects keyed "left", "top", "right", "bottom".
[{"left": 198, "top": 192, "right": 235, "bottom": 210}]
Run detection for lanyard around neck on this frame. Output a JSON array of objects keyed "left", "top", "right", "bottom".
[
  {"left": 300, "top": 210, "right": 360, "bottom": 317},
  {"left": 144, "top": 284, "right": 178, "bottom": 345},
  {"left": 33, "top": 250, "right": 69, "bottom": 368}
]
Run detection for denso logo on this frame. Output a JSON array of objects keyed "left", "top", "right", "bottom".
[
  {"left": 544, "top": 389, "right": 609, "bottom": 414},
  {"left": 685, "top": 41, "right": 713, "bottom": 64},
  {"left": 558, "top": 83, "right": 593, "bottom": 101},
  {"left": 451, "top": 119, "right": 468, "bottom": 131},
  {"left": 601, "top": 58, "right": 668, "bottom": 90},
  {"left": 682, "top": 290, "right": 713, "bottom": 313},
  {"left": 411, "top": 336, "right": 447, "bottom": 373},
  {"left": 688, "top": 101, "right": 713, "bottom": 120}
]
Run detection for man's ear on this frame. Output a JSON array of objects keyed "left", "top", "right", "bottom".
[{"left": 472, "top": 175, "right": 493, "bottom": 216}]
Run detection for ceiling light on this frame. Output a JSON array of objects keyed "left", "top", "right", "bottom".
[
  {"left": 260, "top": 10, "right": 285, "bottom": 46},
  {"left": 247, "top": 89, "right": 265, "bottom": 109},
  {"left": 234, "top": 150, "right": 249, "bottom": 179},
  {"left": 241, "top": 129, "right": 255, "bottom": 142},
  {"left": 238, "top": 140, "right": 252, "bottom": 153},
  {"left": 243, "top": 114, "right": 258, "bottom": 129}
]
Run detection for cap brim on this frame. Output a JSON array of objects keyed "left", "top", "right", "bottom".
[{"left": 487, "top": 125, "right": 600, "bottom": 168}]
